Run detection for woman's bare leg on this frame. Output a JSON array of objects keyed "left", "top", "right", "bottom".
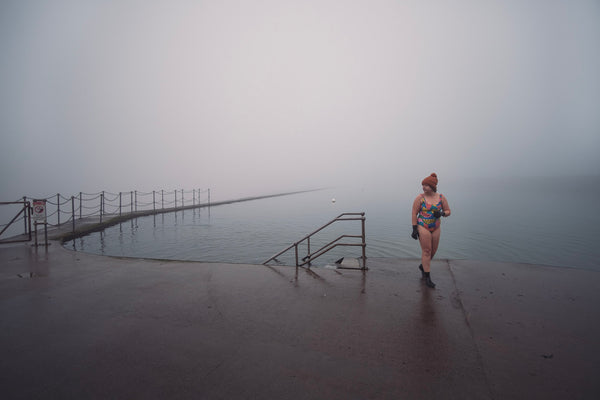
[
  {"left": 418, "top": 226, "right": 433, "bottom": 272},
  {"left": 431, "top": 227, "right": 441, "bottom": 259}
]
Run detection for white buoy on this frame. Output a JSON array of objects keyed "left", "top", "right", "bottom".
[{"left": 331, "top": 198, "right": 336, "bottom": 203}]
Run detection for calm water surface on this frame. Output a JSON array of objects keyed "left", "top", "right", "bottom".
[{"left": 65, "top": 176, "right": 600, "bottom": 270}]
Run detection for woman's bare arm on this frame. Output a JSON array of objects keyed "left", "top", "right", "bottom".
[
  {"left": 412, "top": 196, "right": 421, "bottom": 225},
  {"left": 442, "top": 195, "right": 451, "bottom": 217}
]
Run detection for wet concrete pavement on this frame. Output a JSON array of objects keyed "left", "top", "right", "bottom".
[{"left": 1, "top": 242, "right": 599, "bottom": 399}]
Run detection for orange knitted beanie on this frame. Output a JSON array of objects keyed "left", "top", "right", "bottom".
[{"left": 421, "top": 173, "right": 438, "bottom": 191}]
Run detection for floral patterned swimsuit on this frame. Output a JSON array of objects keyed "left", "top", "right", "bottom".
[{"left": 417, "top": 194, "right": 444, "bottom": 232}]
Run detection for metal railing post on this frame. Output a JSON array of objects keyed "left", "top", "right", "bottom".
[
  {"left": 57, "top": 194, "right": 61, "bottom": 225},
  {"left": 119, "top": 192, "right": 122, "bottom": 216},
  {"left": 23, "top": 196, "right": 27, "bottom": 234},
  {"left": 79, "top": 192, "right": 82, "bottom": 219},
  {"left": 161, "top": 190, "right": 164, "bottom": 209},
  {"left": 130, "top": 191, "right": 133, "bottom": 213},
  {"left": 193, "top": 189, "right": 195, "bottom": 206},
  {"left": 181, "top": 189, "right": 184, "bottom": 207},
  {"left": 362, "top": 216, "right": 367, "bottom": 269},
  {"left": 100, "top": 193, "right": 103, "bottom": 223},
  {"left": 27, "top": 202, "right": 31, "bottom": 241},
  {"left": 174, "top": 190, "right": 177, "bottom": 208},
  {"left": 294, "top": 243, "right": 299, "bottom": 267},
  {"left": 135, "top": 190, "right": 137, "bottom": 212},
  {"left": 153, "top": 191, "right": 156, "bottom": 211},
  {"left": 72, "top": 196, "right": 75, "bottom": 233}
]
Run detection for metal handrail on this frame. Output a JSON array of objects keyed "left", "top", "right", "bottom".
[
  {"left": 0, "top": 201, "right": 31, "bottom": 243},
  {"left": 263, "top": 212, "right": 366, "bottom": 268}
]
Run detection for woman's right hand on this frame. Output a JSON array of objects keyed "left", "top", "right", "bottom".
[{"left": 411, "top": 225, "right": 419, "bottom": 240}]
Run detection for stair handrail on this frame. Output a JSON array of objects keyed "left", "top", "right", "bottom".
[
  {"left": 263, "top": 212, "right": 366, "bottom": 268},
  {"left": 0, "top": 201, "right": 32, "bottom": 243}
]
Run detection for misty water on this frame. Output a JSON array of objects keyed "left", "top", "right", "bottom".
[{"left": 65, "top": 176, "right": 600, "bottom": 271}]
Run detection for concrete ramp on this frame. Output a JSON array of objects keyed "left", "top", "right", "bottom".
[{"left": 0, "top": 243, "right": 598, "bottom": 399}]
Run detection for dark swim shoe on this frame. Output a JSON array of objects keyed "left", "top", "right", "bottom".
[
  {"left": 418, "top": 264, "right": 425, "bottom": 278},
  {"left": 425, "top": 276, "right": 436, "bottom": 288}
]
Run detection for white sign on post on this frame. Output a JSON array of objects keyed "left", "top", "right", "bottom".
[{"left": 32, "top": 200, "right": 47, "bottom": 222}]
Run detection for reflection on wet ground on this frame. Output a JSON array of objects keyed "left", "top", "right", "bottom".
[{"left": 1, "top": 242, "right": 50, "bottom": 278}]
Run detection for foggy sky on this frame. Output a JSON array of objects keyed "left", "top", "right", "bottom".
[{"left": 1, "top": 0, "right": 599, "bottom": 201}]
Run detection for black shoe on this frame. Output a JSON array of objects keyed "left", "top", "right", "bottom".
[
  {"left": 425, "top": 276, "right": 436, "bottom": 288},
  {"left": 418, "top": 264, "right": 425, "bottom": 278}
]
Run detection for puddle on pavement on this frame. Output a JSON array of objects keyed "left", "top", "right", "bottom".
[{"left": 17, "top": 272, "right": 46, "bottom": 278}]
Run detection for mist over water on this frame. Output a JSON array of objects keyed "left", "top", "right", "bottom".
[
  {"left": 65, "top": 176, "right": 600, "bottom": 270},
  {"left": 2, "top": 1, "right": 599, "bottom": 202}
]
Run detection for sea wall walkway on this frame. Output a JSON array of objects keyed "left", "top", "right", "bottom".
[
  {"left": 1, "top": 241, "right": 598, "bottom": 399},
  {"left": 1, "top": 190, "right": 314, "bottom": 244}
]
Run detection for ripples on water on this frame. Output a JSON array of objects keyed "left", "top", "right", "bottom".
[{"left": 65, "top": 176, "right": 600, "bottom": 270}]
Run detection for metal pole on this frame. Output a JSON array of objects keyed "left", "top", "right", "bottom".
[
  {"left": 72, "top": 196, "right": 75, "bottom": 233},
  {"left": 161, "top": 190, "right": 164, "bottom": 209},
  {"left": 208, "top": 189, "right": 211, "bottom": 208},
  {"left": 23, "top": 196, "right": 27, "bottom": 234},
  {"left": 135, "top": 190, "right": 137, "bottom": 212},
  {"left": 361, "top": 216, "right": 367, "bottom": 269},
  {"left": 174, "top": 190, "right": 177, "bottom": 208},
  {"left": 295, "top": 243, "right": 299, "bottom": 267},
  {"left": 130, "top": 191, "right": 133, "bottom": 213},
  {"left": 153, "top": 191, "right": 156, "bottom": 211},
  {"left": 27, "top": 202, "right": 32, "bottom": 241},
  {"left": 100, "top": 193, "right": 103, "bottom": 223},
  {"left": 193, "top": 189, "right": 195, "bottom": 206},
  {"left": 34, "top": 222, "right": 38, "bottom": 247},
  {"left": 181, "top": 189, "right": 184, "bottom": 207},
  {"left": 119, "top": 192, "right": 122, "bottom": 216},
  {"left": 57, "top": 194, "right": 60, "bottom": 226},
  {"left": 79, "top": 192, "right": 82, "bottom": 219}
]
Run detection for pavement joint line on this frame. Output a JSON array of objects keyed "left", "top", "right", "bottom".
[{"left": 447, "top": 259, "right": 495, "bottom": 400}]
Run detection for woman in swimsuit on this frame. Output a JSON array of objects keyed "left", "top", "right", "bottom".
[{"left": 411, "top": 173, "right": 451, "bottom": 288}]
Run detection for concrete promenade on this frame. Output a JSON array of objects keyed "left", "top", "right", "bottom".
[{"left": 1, "top": 241, "right": 599, "bottom": 399}]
